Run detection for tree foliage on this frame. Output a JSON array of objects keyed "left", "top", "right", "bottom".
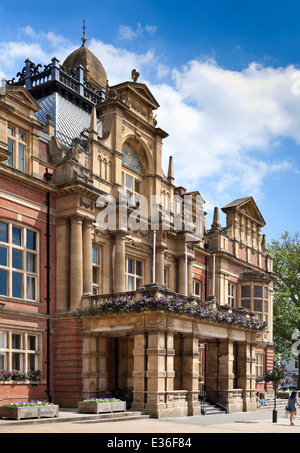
[{"left": 268, "top": 232, "right": 300, "bottom": 361}]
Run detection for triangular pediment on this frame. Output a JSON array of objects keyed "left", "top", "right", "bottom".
[
  {"left": 222, "top": 197, "right": 266, "bottom": 227},
  {"left": 112, "top": 81, "right": 160, "bottom": 110},
  {"left": 6, "top": 86, "right": 41, "bottom": 112}
]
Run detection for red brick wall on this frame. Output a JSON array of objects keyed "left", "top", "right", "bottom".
[{"left": 52, "top": 319, "right": 83, "bottom": 407}]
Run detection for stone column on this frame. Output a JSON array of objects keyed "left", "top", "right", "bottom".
[
  {"left": 132, "top": 330, "right": 147, "bottom": 411},
  {"left": 182, "top": 333, "right": 201, "bottom": 416},
  {"left": 56, "top": 216, "right": 69, "bottom": 311},
  {"left": 98, "top": 335, "right": 109, "bottom": 395},
  {"left": 206, "top": 340, "right": 219, "bottom": 392},
  {"left": 187, "top": 256, "right": 194, "bottom": 295},
  {"left": 219, "top": 340, "right": 234, "bottom": 394},
  {"left": 114, "top": 232, "right": 126, "bottom": 292},
  {"left": 70, "top": 214, "right": 83, "bottom": 310},
  {"left": 237, "top": 340, "right": 257, "bottom": 412},
  {"left": 155, "top": 245, "right": 165, "bottom": 285},
  {"left": 178, "top": 255, "right": 186, "bottom": 295},
  {"left": 83, "top": 218, "right": 93, "bottom": 295},
  {"left": 146, "top": 329, "right": 167, "bottom": 417},
  {"left": 165, "top": 331, "right": 175, "bottom": 393},
  {"left": 82, "top": 333, "right": 99, "bottom": 399}
]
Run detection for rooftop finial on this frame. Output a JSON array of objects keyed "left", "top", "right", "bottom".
[{"left": 81, "top": 19, "right": 87, "bottom": 46}]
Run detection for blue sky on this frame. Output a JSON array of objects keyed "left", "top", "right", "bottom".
[{"left": 1, "top": 0, "right": 300, "bottom": 242}]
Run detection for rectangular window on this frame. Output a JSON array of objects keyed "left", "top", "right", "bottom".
[
  {"left": 0, "top": 222, "right": 38, "bottom": 301},
  {"left": 0, "top": 331, "right": 40, "bottom": 375},
  {"left": 92, "top": 247, "right": 101, "bottom": 295},
  {"left": 228, "top": 283, "right": 236, "bottom": 307},
  {"left": 126, "top": 257, "right": 143, "bottom": 291},
  {"left": 122, "top": 171, "right": 142, "bottom": 206},
  {"left": 7, "top": 126, "right": 26, "bottom": 171}
]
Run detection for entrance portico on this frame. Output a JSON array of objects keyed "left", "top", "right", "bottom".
[{"left": 81, "top": 306, "right": 263, "bottom": 418}]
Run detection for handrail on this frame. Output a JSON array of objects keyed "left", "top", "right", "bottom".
[{"left": 199, "top": 386, "right": 229, "bottom": 414}]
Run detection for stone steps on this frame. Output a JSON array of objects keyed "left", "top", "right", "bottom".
[
  {"left": 74, "top": 411, "right": 151, "bottom": 424},
  {"left": 201, "top": 402, "right": 228, "bottom": 415}
]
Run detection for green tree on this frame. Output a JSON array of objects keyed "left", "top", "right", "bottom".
[{"left": 268, "top": 232, "right": 300, "bottom": 387}]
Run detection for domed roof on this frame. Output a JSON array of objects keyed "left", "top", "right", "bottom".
[{"left": 63, "top": 37, "right": 107, "bottom": 91}]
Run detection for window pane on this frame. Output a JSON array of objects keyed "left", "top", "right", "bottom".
[
  {"left": 26, "top": 276, "right": 36, "bottom": 300},
  {"left": 127, "top": 259, "right": 133, "bottom": 274},
  {"left": 12, "top": 227, "right": 22, "bottom": 246},
  {"left": 92, "top": 247, "right": 98, "bottom": 264},
  {"left": 12, "top": 249, "right": 22, "bottom": 269},
  {"left": 92, "top": 267, "right": 98, "bottom": 284},
  {"left": 127, "top": 276, "right": 134, "bottom": 291},
  {"left": 125, "top": 174, "right": 133, "bottom": 190},
  {"left": 18, "top": 145, "right": 25, "bottom": 171},
  {"left": 254, "top": 286, "right": 262, "bottom": 298},
  {"left": 136, "top": 278, "right": 143, "bottom": 288},
  {"left": 28, "top": 354, "right": 37, "bottom": 369},
  {"left": 0, "top": 270, "right": 7, "bottom": 295},
  {"left": 241, "top": 286, "right": 251, "bottom": 298},
  {"left": 26, "top": 231, "right": 36, "bottom": 250},
  {"left": 26, "top": 253, "right": 36, "bottom": 272},
  {"left": 12, "top": 334, "right": 22, "bottom": 349},
  {"left": 0, "top": 222, "right": 8, "bottom": 243},
  {"left": 135, "top": 180, "right": 141, "bottom": 194},
  {"left": 264, "top": 300, "right": 268, "bottom": 312},
  {"left": 254, "top": 300, "right": 262, "bottom": 312},
  {"left": 126, "top": 191, "right": 133, "bottom": 204},
  {"left": 241, "top": 300, "right": 251, "bottom": 310},
  {"left": 0, "top": 246, "right": 7, "bottom": 266},
  {"left": 12, "top": 272, "right": 22, "bottom": 298},
  {"left": 12, "top": 353, "right": 22, "bottom": 370},
  {"left": 8, "top": 126, "right": 14, "bottom": 136},
  {"left": 7, "top": 140, "right": 14, "bottom": 166},
  {"left": 264, "top": 287, "right": 268, "bottom": 299},
  {"left": 19, "top": 131, "right": 25, "bottom": 142},
  {"left": 28, "top": 335, "right": 37, "bottom": 351},
  {"left": 136, "top": 260, "right": 142, "bottom": 276},
  {"left": 0, "top": 355, "right": 5, "bottom": 369}
]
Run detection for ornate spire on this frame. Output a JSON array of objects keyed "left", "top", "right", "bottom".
[{"left": 81, "top": 19, "right": 87, "bottom": 46}]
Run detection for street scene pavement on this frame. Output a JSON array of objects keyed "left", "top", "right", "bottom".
[{"left": 0, "top": 407, "right": 298, "bottom": 434}]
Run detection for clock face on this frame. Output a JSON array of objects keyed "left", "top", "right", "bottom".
[{"left": 122, "top": 145, "right": 142, "bottom": 173}]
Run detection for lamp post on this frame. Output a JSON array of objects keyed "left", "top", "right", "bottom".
[{"left": 273, "top": 385, "right": 278, "bottom": 423}]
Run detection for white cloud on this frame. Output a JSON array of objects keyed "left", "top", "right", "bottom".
[
  {"left": 150, "top": 59, "right": 299, "bottom": 202},
  {"left": 118, "top": 23, "right": 157, "bottom": 40}
]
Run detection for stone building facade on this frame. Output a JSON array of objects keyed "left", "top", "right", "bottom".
[{"left": 0, "top": 34, "right": 275, "bottom": 417}]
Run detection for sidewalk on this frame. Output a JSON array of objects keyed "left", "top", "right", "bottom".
[{"left": 0, "top": 406, "right": 298, "bottom": 433}]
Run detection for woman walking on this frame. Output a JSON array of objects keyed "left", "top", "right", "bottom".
[{"left": 287, "top": 391, "right": 300, "bottom": 425}]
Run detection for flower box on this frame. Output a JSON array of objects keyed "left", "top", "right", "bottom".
[
  {"left": 0, "top": 404, "right": 59, "bottom": 420},
  {"left": 78, "top": 399, "right": 126, "bottom": 414}
]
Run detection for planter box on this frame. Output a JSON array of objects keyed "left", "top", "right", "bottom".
[
  {"left": 78, "top": 401, "right": 126, "bottom": 414},
  {"left": 0, "top": 405, "right": 59, "bottom": 420}
]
